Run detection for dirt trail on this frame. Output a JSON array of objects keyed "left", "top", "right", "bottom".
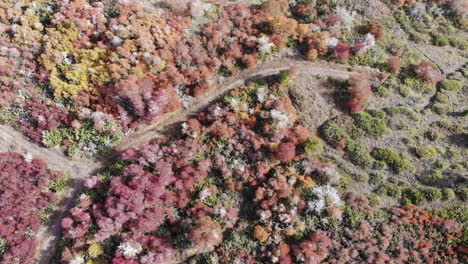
[
  {"left": 113, "top": 59, "right": 379, "bottom": 153},
  {"left": 0, "top": 59, "right": 377, "bottom": 264}
]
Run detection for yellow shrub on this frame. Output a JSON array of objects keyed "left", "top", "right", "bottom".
[
  {"left": 87, "top": 243, "right": 104, "bottom": 258},
  {"left": 39, "top": 21, "right": 111, "bottom": 98}
]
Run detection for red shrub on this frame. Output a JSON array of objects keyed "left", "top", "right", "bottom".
[
  {"left": 367, "top": 22, "right": 385, "bottom": 40},
  {"left": 287, "top": 125, "right": 311, "bottom": 144},
  {"left": 387, "top": 58, "right": 401, "bottom": 73},
  {"left": 321, "top": 13, "right": 342, "bottom": 28},
  {"left": 334, "top": 42, "right": 351, "bottom": 60},
  {"left": 346, "top": 74, "right": 372, "bottom": 113},
  {"left": 291, "top": 3, "right": 317, "bottom": 18},
  {"left": 291, "top": 232, "right": 332, "bottom": 263},
  {"left": 414, "top": 61, "right": 443, "bottom": 83},
  {"left": 273, "top": 142, "right": 296, "bottom": 163}
]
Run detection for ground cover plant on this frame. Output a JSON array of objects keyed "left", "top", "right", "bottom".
[{"left": 0, "top": 0, "right": 467, "bottom": 263}]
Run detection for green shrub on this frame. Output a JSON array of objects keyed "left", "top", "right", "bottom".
[
  {"left": 372, "top": 160, "right": 386, "bottom": 170},
  {"left": 345, "top": 140, "right": 374, "bottom": 168},
  {"left": 396, "top": 84, "right": 411, "bottom": 97},
  {"left": 39, "top": 206, "right": 54, "bottom": 224},
  {"left": 449, "top": 38, "right": 468, "bottom": 50},
  {"left": 433, "top": 103, "right": 452, "bottom": 115},
  {"left": 371, "top": 147, "right": 414, "bottom": 173},
  {"left": 442, "top": 188, "right": 456, "bottom": 201},
  {"left": 401, "top": 188, "right": 424, "bottom": 205},
  {"left": 304, "top": 136, "right": 324, "bottom": 154},
  {"left": 368, "top": 110, "right": 386, "bottom": 119},
  {"left": 42, "top": 129, "right": 64, "bottom": 148},
  {"left": 0, "top": 237, "right": 8, "bottom": 256},
  {"left": 420, "top": 170, "right": 445, "bottom": 185},
  {"left": 320, "top": 121, "right": 349, "bottom": 144},
  {"left": 414, "top": 145, "right": 438, "bottom": 160},
  {"left": 435, "top": 205, "right": 468, "bottom": 223},
  {"left": 424, "top": 129, "right": 443, "bottom": 141},
  {"left": 404, "top": 77, "right": 436, "bottom": 94},
  {"left": 452, "top": 123, "right": 464, "bottom": 133},
  {"left": 434, "top": 120, "right": 453, "bottom": 129},
  {"left": 349, "top": 128, "right": 365, "bottom": 140},
  {"left": 352, "top": 173, "right": 369, "bottom": 183},
  {"left": 435, "top": 93, "right": 449, "bottom": 104},
  {"left": 422, "top": 187, "right": 443, "bottom": 202},
  {"left": 369, "top": 173, "right": 385, "bottom": 185},
  {"left": 385, "top": 106, "right": 421, "bottom": 121},
  {"left": 353, "top": 112, "right": 388, "bottom": 137},
  {"left": 371, "top": 147, "right": 399, "bottom": 162},
  {"left": 375, "top": 86, "right": 390, "bottom": 97},
  {"left": 433, "top": 160, "right": 449, "bottom": 170},
  {"left": 366, "top": 193, "right": 381, "bottom": 206},
  {"left": 349, "top": 53, "right": 377, "bottom": 67},
  {"left": 444, "top": 149, "right": 461, "bottom": 160},
  {"left": 441, "top": 79, "right": 463, "bottom": 91},
  {"left": 49, "top": 175, "right": 69, "bottom": 193},
  {"left": 343, "top": 206, "right": 365, "bottom": 229},
  {"left": 380, "top": 183, "right": 403, "bottom": 198},
  {"left": 67, "top": 145, "right": 78, "bottom": 157},
  {"left": 434, "top": 35, "right": 449, "bottom": 46},
  {"left": 0, "top": 107, "right": 21, "bottom": 125},
  {"left": 457, "top": 188, "right": 468, "bottom": 201},
  {"left": 338, "top": 173, "right": 354, "bottom": 190},
  {"left": 395, "top": 158, "right": 414, "bottom": 174},
  {"left": 42, "top": 118, "right": 122, "bottom": 156},
  {"left": 279, "top": 70, "right": 291, "bottom": 85},
  {"left": 202, "top": 194, "right": 219, "bottom": 207}
]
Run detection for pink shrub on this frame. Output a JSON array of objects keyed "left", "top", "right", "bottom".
[
  {"left": 190, "top": 216, "right": 223, "bottom": 255},
  {"left": 112, "top": 257, "right": 139, "bottom": 264},
  {"left": 0, "top": 152, "right": 62, "bottom": 263},
  {"left": 353, "top": 33, "right": 376, "bottom": 55},
  {"left": 334, "top": 42, "right": 351, "bottom": 60},
  {"left": 138, "top": 236, "right": 177, "bottom": 263},
  {"left": 414, "top": 61, "right": 443, "bottom": 83}
]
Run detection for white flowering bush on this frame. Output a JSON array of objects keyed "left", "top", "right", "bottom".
[
  {"left": 257, "top": 36, "right": 275, "bottom": 54},
  {"left": 307, "top": 184, "right": 342, "bottom": 213}
]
